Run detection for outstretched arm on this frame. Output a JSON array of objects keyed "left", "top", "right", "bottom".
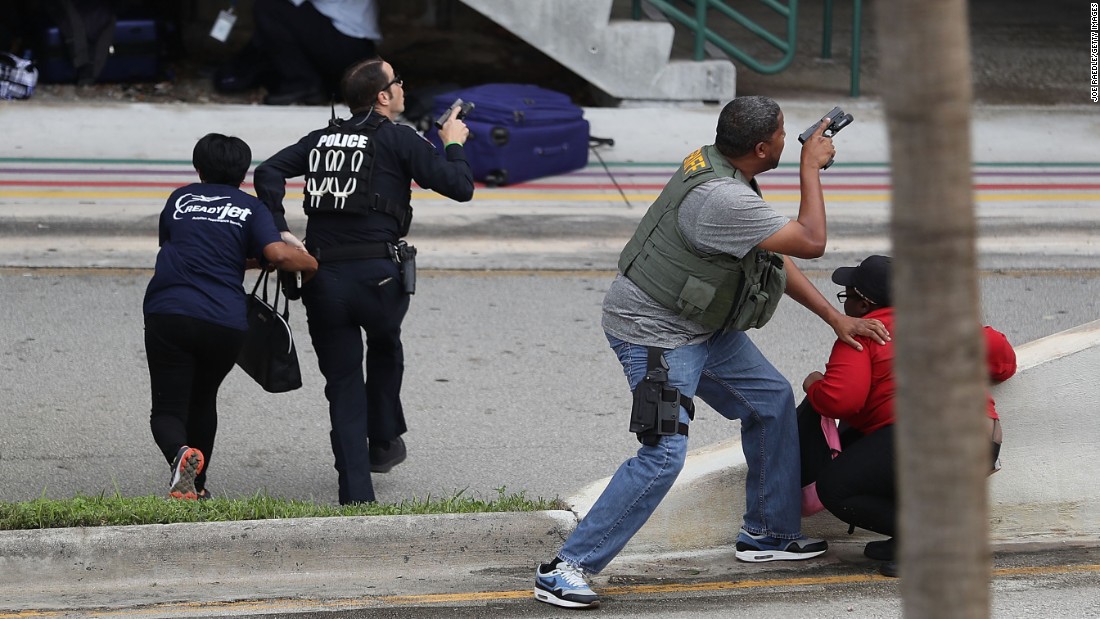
[
  {"left": 262, "top": 242, "right": 318, "bottom": 279},
  {"left": 783, "top": 256, "right": 890, "bottom": 351},
  {"left": 757, "top": 118, "right": 836, "bottom": 259},
  {"left": 400, "top": 126, "right": 474, "bottom": 202}
]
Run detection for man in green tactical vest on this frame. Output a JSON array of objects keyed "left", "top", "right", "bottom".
[{"left": 534, "top": 96, "right": 891, "bottom": 610}]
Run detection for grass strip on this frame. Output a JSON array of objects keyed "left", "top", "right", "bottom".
[{"left": 0, "top": 488, "right": 566, "bottom": 531}]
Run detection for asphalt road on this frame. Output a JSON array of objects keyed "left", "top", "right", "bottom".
[
  {"left": 27, "top": 542, "right": 1098, "bottom": 618},
  {"left": 1, "top": 266, "right": 1096, "bottom": 506}
]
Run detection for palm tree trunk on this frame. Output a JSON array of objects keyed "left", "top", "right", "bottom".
[{"left": 875, "top": 1, "right": 990, "bottom": 617}]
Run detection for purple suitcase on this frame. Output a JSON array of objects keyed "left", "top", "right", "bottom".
[{"left": 428, "top": 84, "right": 590, "bottom": 186}]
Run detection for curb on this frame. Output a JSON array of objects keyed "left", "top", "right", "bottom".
[{"left": 0, "top": 510, "right": 576, "bottom": 612}]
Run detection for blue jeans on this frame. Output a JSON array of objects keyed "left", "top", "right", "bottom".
[{"left": 558, "top": 331, "right": 802, "bottom": 574}]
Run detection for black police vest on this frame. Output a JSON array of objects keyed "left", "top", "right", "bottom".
[
  {"left": 302, "top": 116, "right": 412, "bottom": 234},
  {"left": 303, "top": 117, "right": 378, "bottom": 216}
]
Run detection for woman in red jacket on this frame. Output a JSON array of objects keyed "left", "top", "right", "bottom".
[{"left": 800, "top": 255, "right": 1016, "bottom": 576}]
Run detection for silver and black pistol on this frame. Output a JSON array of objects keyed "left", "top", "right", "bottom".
[
  {"left": 434, "top": 98, "right": 475, "bottom": 130},
  {"left": 798, "top": 106, "right": 854, "bottom": 169}
]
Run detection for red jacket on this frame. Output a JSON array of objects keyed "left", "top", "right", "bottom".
[
  {"left": 805, "top": 308, "right": 1016, "bottom": 434},
  {"left": 985, "top": 325, "right": 1017, "bottom": 382}
]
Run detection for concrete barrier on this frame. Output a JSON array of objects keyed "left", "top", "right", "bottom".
[{"left": 571, "top": 320, "right": 1100, "bottom": 554}]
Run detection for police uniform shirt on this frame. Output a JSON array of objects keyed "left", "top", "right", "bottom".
[
  {"left": 253, "top": 112, "right": 474, "bottom": 251},
  {"left": 602, "top": 176, "right": 789, "bottom": 348},
  {"left": 144, "top": 183, "right": 282, "bottom": 331}
]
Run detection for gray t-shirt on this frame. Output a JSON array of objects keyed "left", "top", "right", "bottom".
[{"left": 602, "top": 176, "right": 789, "bottom": 348}]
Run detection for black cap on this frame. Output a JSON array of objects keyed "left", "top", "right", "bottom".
[{"left": 831, "top": 255, "right": 892, "bottom": 306}]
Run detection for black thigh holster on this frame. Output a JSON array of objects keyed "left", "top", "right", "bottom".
[
  {"left": 388, "top": 240, "right": 417, "bottom": 295},
  {"left": 629, "top": 347, "right": 693, "bottom": 446}
]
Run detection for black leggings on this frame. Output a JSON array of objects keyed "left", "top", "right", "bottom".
[
  {"left": 815, "top": 425, "right": 897, "bottom": 536},
  {"left": 801, "top": 396, "right": 1003, "bottom": 536},
  {"left": 145, "top": 313, "right": 245, "bottom": 492}
]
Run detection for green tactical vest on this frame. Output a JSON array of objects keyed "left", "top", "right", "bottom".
[{"left": 618, "top": 144, "right": 788, "bottom": 332}]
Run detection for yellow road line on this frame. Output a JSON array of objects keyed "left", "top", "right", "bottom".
[
  {"left": 994, "top": 563, "right": 1100, "bottom": 577},
  {"left": 383, "top": 573, "right": 892, "bottom": 607},
  {"left": 1, "top": 191, "right": 1099, "bottom": 203},
  {"left": 2, "top": 563, "right": 1098, "bottom": 618}
]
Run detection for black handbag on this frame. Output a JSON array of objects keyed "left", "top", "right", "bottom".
[{"left": 236, "top": 269, "right": 302, "bottom": 393}]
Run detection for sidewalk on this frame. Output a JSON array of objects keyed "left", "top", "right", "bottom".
[{"left": 4, "top": 98, "right": 1097, "bottom": 165}]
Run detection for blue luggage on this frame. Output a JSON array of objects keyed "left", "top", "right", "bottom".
[
  {"left": 39, "top": 19, "right": 161, "bottom": 83},
  {"left": 428, "top": 84, "right": 590, "bottom": 186}
]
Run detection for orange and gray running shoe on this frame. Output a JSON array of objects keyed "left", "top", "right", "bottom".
[{"left": 168, "top": 446, "right": 205, "bottom": 500}]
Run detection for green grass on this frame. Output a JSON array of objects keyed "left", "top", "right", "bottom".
[{"left": 0, "top": 488, "right": 567, "bottom": 531}]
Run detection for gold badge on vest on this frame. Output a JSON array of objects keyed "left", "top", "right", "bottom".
[{"left": 681, "top": 148, "right": 711, "bottom": 177}]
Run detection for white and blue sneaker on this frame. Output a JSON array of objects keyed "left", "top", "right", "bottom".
[
  {"left": 734, "top": 528, "right": 828, "bottom": 562},
  {"left": 534, "top": 560, "right": 600, "bottom": 609}
]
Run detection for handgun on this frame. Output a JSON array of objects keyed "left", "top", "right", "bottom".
[
  {"left": 434, "top": 99, "right": 475, "bottom": 130},
  {"left": 798, "top": 106, "right": 855, "bottom": 169}
]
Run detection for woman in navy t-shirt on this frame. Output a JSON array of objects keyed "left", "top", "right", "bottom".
[{"left": 144, "top": 133, "right": 318, "bottom": 500}]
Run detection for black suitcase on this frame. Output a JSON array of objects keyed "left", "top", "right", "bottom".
[
  {"left": 427, "top": 83, "right": 590, "bottom": 186},
  {"left": 39, "top": 19, "right": 161, "bottom": 83}
]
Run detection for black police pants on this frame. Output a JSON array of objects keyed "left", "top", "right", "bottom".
[
  {"left": 253, "top": 0, "right": 377, "bottom": 97},
  {"left": 145, "top": 313, "right": 245, "bottom": 494},
  {"left": 302, "top": 258, "right": 409, "bottom": 504}
]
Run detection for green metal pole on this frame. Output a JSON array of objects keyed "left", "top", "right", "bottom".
[
  {"left": 822, "top": 0, "right": 833, "bottom": 59},
  {"left": 632, "top": 0, "right": 641, "bottom": 21},
  {"left": 850, "top": 0, "right": 862, "bottom": 97},
  {"left": 635, "top": 0, "right": 799, "bottom": 74},
  {"left": 694, "top": 0, "right": 708, "bottom": 61}
]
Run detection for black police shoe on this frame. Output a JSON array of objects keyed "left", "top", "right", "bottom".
[{"left": 369, "top": 437, "right": 406, "bottom": 473}]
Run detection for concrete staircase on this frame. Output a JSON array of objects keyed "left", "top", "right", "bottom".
[{"left": 458, "top": 0, "right": 735, "bottom": 103}]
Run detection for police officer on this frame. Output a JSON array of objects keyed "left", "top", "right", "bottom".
[
  {"left": 254, "top": 58, "right": 473, "bottom": 504},
  {"left": 533, "top": 96, "right": 890, "bottom": 609}
]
